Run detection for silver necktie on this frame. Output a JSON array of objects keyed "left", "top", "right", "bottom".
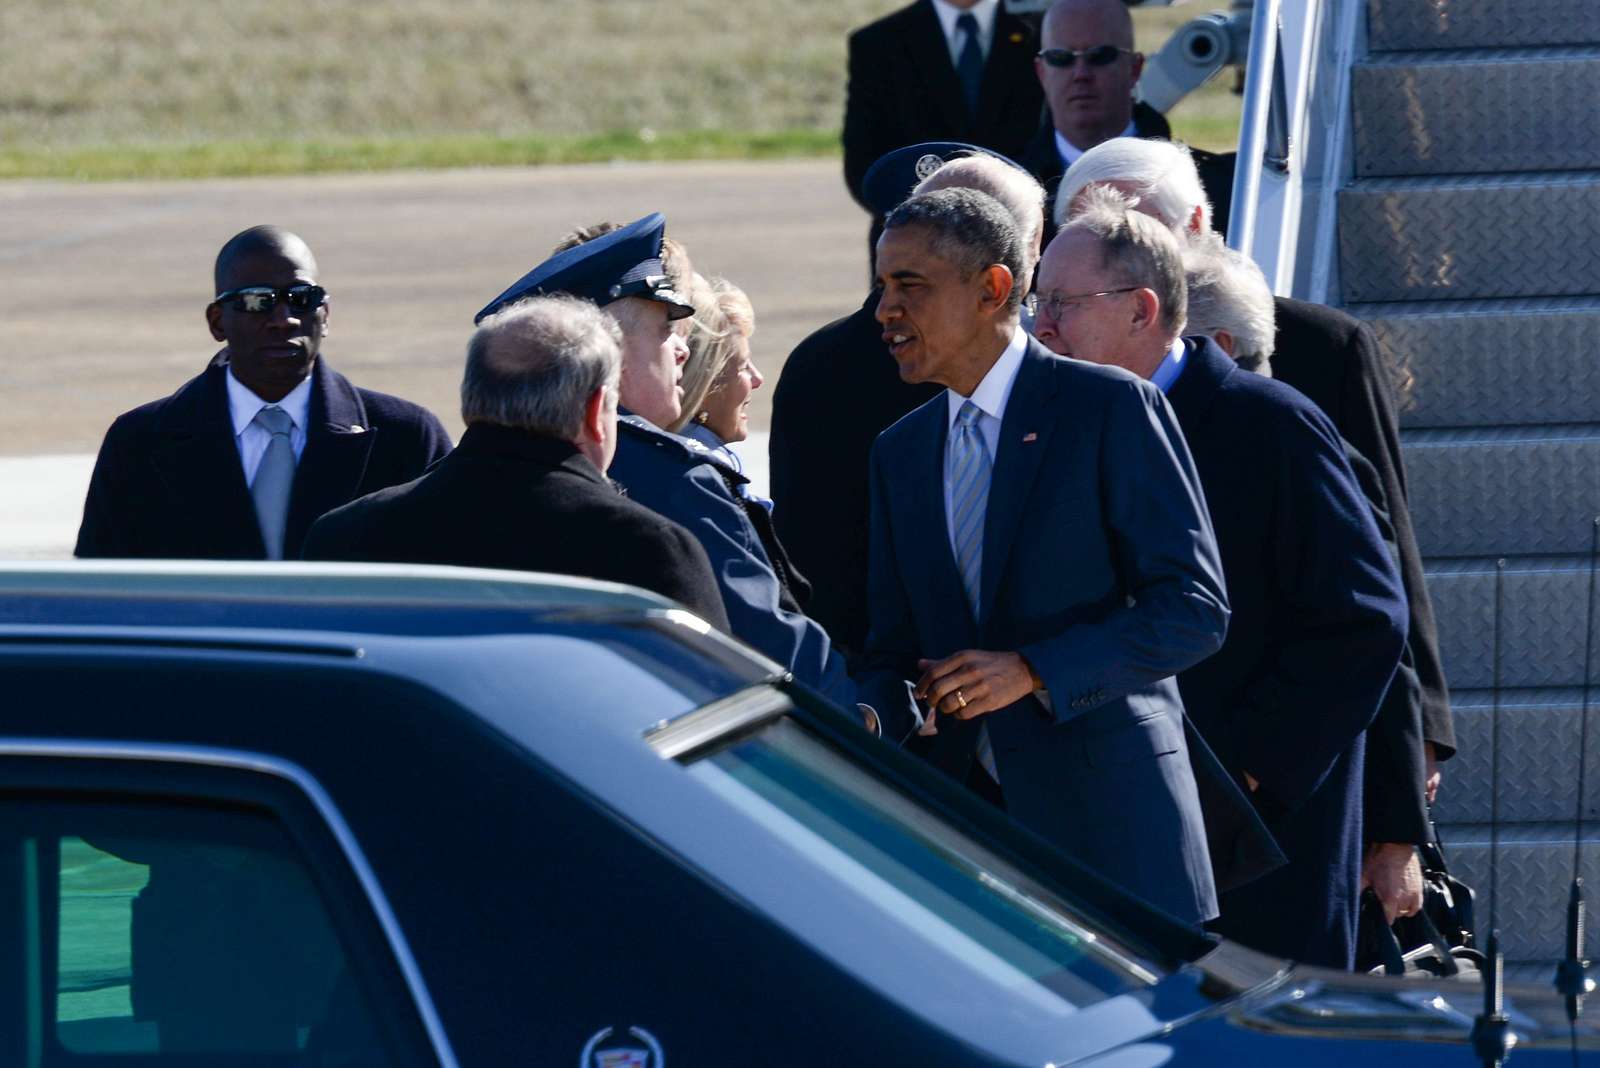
[{"left": 250, "top": 405, "right": 295, "bottom": 560}]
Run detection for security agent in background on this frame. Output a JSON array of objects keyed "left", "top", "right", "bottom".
[
  {"left": 1033, "top": 187, "right": 1408, "bottom": 967},
  {"left": 842, "top": 0, "right": 1045, "bottom": 254},
  {"left": 1018, "top": 0, "right": 1234, "bottom": 239},
  {"left": 474, "top": 214, "right": 860, "bottom": 713},
  {"left": 770, "top": 143, "right": 1043, "bottom": 656},
  {"left": 76, "top": 225, "right": 451, "bottom": 562},
  {"left": 301, "top": 295, "right": 729, "bottom": 632}
]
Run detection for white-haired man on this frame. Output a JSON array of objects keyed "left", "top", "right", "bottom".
[
  {"left": 1034, "top": 187, "right": 1409, "bottom": 968},
  {"left": 1060, "top": 135, "right": 1456, "bottom": 921}
]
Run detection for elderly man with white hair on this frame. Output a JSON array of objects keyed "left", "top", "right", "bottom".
[
  {"left": 1033, "top": 185, "right": 1409, "bottom": 968},
  {"left": 1058, "top": 135, "right": 1458, "bottom": 903}
]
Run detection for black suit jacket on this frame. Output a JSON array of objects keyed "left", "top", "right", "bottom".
[
  {"left": 1271, "top": 297, "right": 1455, "bottom": 758},
  {"left": 768, "top": 293, "right": 940, "bottom": 655},
  {"left": 301, "top": 424, "right": 730, "bottom": 631},
  {"left": 1165, "top": 338, "right": 1408, "bottom": 968},
  {"left": 75, "top": 359, "right": 451, "bottom": 561},
  {"left": 843, "top": 0, "right": 1044, "bottom": 211}
]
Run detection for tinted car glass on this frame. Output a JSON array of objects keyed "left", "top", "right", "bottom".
[
  {"left": 668, "top": 707, "right": 1160, "bottom": 1012},
  {"left": 14, "top": 796, "right": 422, "bottom": 1066}
]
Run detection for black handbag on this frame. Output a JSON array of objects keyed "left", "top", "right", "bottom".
[{"left": 1357, "top": 827, "right": 1483, "bottom": 977}]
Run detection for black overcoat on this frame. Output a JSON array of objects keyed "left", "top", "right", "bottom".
[
  {"left": 301, "top": 424, "right": 730, "bottom": 632},
  {"left": 1165, "top": 338, "right": 1408, "bottom": 968},
  {"left": 75, "top": 359, "right": 451, "bottom": 561}
]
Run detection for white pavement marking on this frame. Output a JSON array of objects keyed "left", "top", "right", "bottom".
[
  {"left": 1, "top": 435, "right": 769, "bottom": 561},
  {"left": 2, "top": 454, "right": 95, "bottom": 559}
]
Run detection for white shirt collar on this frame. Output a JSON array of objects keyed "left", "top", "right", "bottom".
[
  {"left": 1054, "top": 118, "right": 1139, "bottom": 168},
  {"left": 225, "top": 365, "right": 313, "bottom": 438},
  {"left": 930, "top": 0, "right": 1000, "bottom": 59},
  {"left": 946, "top": 324, "right": 1029, "bottom": 429}
]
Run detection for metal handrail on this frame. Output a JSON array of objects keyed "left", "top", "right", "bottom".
[{"left": 1227, "top": 0, "right": 1283, "bottom": 254}]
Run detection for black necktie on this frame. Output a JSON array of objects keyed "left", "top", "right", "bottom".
[{"left": 955, "top": 12, "right": 984, "bottom": 115}]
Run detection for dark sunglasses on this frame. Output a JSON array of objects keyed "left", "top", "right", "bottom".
[
  {"left": 1037, "top": 45, "right": 1134, "bottom": 68},
  {"left": 212, "top": 284, "right": 327, "bottom": 313}
]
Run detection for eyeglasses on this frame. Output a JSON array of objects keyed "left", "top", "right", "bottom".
[
  {"left": 1037, "top": 45, "right": 1134, "bottom": 68},
  {"left": 1033, "top": 286, "right": 1140, "bottom": 321},
  {"left": 212, "top": 284, "right": 327, "bottom": 313}
]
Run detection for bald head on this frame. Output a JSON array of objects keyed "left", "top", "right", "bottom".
[
  {"left": 1036, "top": 0, "right": 1144, "bottom": 152},
  {"left": 1042, "top": 0, "right": 1134, "bottom": 48},
  {"left": 214, "top": 226, "right": 317, "bottom": 293}
]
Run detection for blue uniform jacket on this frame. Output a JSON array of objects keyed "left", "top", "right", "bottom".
[{"left": 608, "top": 413, "right": 857, "bottom": 709}]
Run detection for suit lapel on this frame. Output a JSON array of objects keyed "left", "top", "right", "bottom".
[
  {"left": 976, "top": 10, "right": 1039, "bottom": 133},
  {"left": 979, "top": 343, "right": 1059, "bottom": 621},
  {"left": 149, "top": 365, "right": 266, "bottom": 555},
  {"left": 902, "top": 0, "right": 972, "bottom": 131},
  {"left": 285, "top": 359, "right": 376, "bottom": 556},
  {"left": 898, "top": 399, "right": 977, "bottom": 632}
]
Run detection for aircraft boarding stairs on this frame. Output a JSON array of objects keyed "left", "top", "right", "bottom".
[{"left": 1336, "top": 0, "right": 1600, "bottom": 981}]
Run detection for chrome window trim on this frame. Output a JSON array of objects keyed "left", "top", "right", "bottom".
[
  {"left": 645, "top": 683, "right": 792, "bottom": 760},
  {"left": 0, "top": 738, "right": 459, "bottom": 1068}
]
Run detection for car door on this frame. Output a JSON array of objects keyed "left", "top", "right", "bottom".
[{"left": 0, "top": 750, "right": 449, "bottom": 1068}]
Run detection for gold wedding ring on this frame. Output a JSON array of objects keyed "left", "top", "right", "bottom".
[{"left": 956, "top": 689, "right": 968, "bottom": 709}]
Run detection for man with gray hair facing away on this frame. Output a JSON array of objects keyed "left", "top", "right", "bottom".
[
  {"left": 859, "top": 186, "right": 1231, "bottom": 924},
  {"left": 1033, "top": 187, "right": 1408, "bottom": 967},
  {"left": 302, "top": 295, "right": 729, "bottom": 632}
]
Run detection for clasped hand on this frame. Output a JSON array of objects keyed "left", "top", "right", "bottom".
[{"left": 912, "top": 650, "right": 1038, "bottom": 735}]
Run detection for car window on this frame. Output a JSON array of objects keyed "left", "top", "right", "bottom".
[
  {"left": 668, "top": 708, "right": 1159, "bottom": 1013},
  {"left": 14, "top": 795, "right": 423, "bottom": 1066}
]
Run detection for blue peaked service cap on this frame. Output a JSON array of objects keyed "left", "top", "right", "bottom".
[
  {"left": 861, "top": 141, "right": 1031, "bottom": 216},
  {"left": 474, "top": 212, "right": 695, "bottom": 325}
]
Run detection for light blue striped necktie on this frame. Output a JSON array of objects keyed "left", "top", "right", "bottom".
[
  {"left": 950, "top": 400, "right": 998, "bottom": 781},
  {"left": 950, "top": 400, "right": 992, "bottom": 615}
]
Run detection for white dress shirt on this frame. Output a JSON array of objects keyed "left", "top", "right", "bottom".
[
  {"left": 1054, "top": 119, "right": 1138, "bottom": 169},
  {"left": 226, "top": 367, "right": 310, "bottom": 486},
  {"left": 930, "top": 0, "right": 1000, "bottom": 66},
  {"left": 943, "top": 324, "right": 1028, "bottom": 558}
]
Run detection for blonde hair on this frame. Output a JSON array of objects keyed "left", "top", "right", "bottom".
[{"left": 669, "top": 276, "right": 755, "bottom": 433}]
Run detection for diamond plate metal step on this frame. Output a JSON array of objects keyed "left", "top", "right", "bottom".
[
  {"left": 1338, "top": 171, "right": 1600, "bottom": 303},
  {"left": 1368, "top": 0, "right": 1600, "bottom": 52},
  {"left": 1425, "top": 557, "right": 1600, "bottom": 690},
  {"left": 1431, "top": 823, "right": 1600, "bottom": 970},
  {"left": 1353, "top": 48, "right": 1600, "bottom": 177},
  {"left": 1430, "top": 688, "right": 1600, "bottom": 825},
  {"left": 1352, "top": 297, "right": 1600, "bottom": 429},
  {"left": 1401, "top": 427, "right": 1600, "bottom": 557}
]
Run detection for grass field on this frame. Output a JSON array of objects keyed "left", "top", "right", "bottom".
[{"left": 0, "top": 1, "right": 1240, "bottom": 180}]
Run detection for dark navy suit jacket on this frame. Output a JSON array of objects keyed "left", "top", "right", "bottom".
[
  {"left": 859, "top": 338, "right": 1232, "bottom": 924},
  {"left": 75, "top": 359, "right": 451, "bottom": 561},
  {"left": 1165, "top": 338, "right": 1407, "bottom": 968}
]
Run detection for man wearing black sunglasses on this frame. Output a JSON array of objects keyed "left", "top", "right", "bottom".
[
  {"left": 76, "top": 225, "right": 451, "bottom": 561},
  {"left": 1019, "top": 0, "right": 1234, "bottom": 239}
]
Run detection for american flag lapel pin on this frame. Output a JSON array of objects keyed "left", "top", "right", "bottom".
[{"left": 1022, "top": 432, "right": 1038, "bottom": 443}]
